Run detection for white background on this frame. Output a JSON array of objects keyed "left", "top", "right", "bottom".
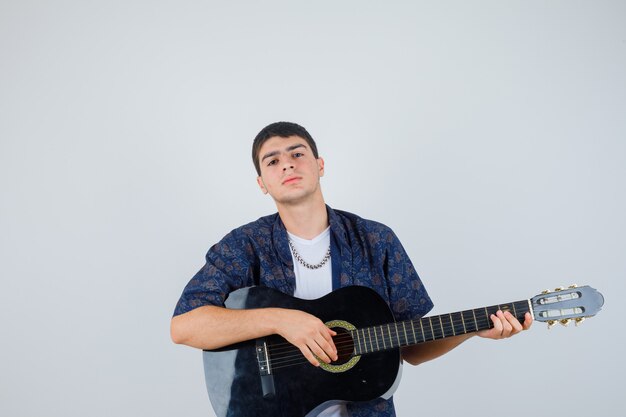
[{"left": 1, "top": 1, "right": 624, "bottom": 416}]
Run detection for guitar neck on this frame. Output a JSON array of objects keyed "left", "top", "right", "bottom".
[{"left": 351, "top": 300, "right": 531, "bottom": 355}]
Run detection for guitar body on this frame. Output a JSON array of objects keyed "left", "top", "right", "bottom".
[{"left": 203, "top": 286, "right": 401, "bottom": 417}]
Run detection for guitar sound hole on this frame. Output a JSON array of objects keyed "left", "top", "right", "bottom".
[{"left": 331, "top": 328, "right": 355, "bottom": 364}]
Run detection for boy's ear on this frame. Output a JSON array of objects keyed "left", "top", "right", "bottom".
[
  {"left": 257, "top": 176, "right": 268, "bottom": 194},
  {"left": 317, "top": 157, "right": 325, "bottom": 177}
]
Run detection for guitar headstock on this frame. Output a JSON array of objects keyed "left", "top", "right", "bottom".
[{"left": 531, "top": 285, "right": 604, "bottom": 328}]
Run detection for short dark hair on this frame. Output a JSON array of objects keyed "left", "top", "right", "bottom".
[{"left": 252, "top": 121, "right": 319, "bottom": 176}]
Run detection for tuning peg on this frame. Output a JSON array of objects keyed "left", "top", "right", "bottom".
[
  {"left": 568, "top": 284, "right": 578, "bottom": 289},
  {"left": 542, "top": 289, "right": 551, "bottom": 294},
  {"left": 575, "top": 317, "right": 585, "bottom": 327},
  {"left": 560, "top": 319, "right": 571, "bottom": 327},
  {"left": 547, "top": 320, "right": 556, "bottom": 329},
  {"left": 554, "top": 286, "right": 565, "bottom": 292}
]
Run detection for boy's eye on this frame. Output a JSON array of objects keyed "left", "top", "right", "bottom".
[
  {"left": 267, "top": 159, "right": 277, "bottom": 166},
  {"left": 294, "top": 152, "right": 303, "bottom": 158}
]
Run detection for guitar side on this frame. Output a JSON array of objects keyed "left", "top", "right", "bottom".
[{"left": 203, "top": 286, "right": 401, "bottom": 417}]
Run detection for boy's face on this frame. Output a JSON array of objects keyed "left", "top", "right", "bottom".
[{"left": 256, "top": 135, "right": 324, "bottom": 206}]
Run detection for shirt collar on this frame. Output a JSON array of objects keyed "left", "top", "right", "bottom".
[{"left": 272, "top": 205, "right": 349, "bottom": 265}]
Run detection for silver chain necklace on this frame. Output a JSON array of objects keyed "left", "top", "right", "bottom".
[{"left": 288, "top": 238, "right": 331, "bottom": 270}]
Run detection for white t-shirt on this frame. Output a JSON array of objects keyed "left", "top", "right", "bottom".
[{"left": 288, "top": 227, "right": 348, "bottom": 417}]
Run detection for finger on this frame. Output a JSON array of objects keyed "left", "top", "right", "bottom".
[
  {"left": 298, "top": 345, "right": 321, "bottom": 367},
  {"left": 503, "top": 311, "right": 523, "bottom": 334},
  {"left": 320, "top": 327, "right": 337, "bottom": 349},
  {"left": 490, "top": 313, "right": 503, "bottom": 337},
  {"left": 315, "top": 331, "right": 339, "bottom": 363},
  {"left": 307, "top": 327, "right": 335, "bottom": 364},
  {"left": 313, "top": 343, "right": 332, "bottom": 364},
  {"left": 523, "top": 312, "right": 533, "bottom": 330},
  {"left": 497, "top": 311, "right": 513, "bottom": 336},
  {"left": 321, "top": 328, "right": 338, "bottom": 360}
]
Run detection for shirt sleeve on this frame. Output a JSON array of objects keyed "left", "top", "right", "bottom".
[
  {"left": 384, "top": 229, "right": 434, "bottom": 322},
  {"left": 173, "top": 230, "right": 256, "bottom": 316}
]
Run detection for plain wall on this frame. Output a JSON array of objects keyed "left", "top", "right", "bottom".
[{"left": 1, "top": 1, "right": 624, "bottom": 416}]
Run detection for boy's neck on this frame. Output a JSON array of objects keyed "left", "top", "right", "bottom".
[{"left": 277, "top": 197, "right": 329, "bottom": 240}]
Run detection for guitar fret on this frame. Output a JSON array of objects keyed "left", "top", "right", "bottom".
[
  {"left": 440, "top": 314, "right": 451, "bottom": 337},
  {"left": 451, "top": 312, "right": 458, "bottom": 335},
  {"left": 361, "top": 328, "right": 368, "bottom": 353},
  {"left": 449, "top": 314, "right": 455, "bottom": 336},
  {"left": 380, "top": 325, "right": 386, "bottom": 350},
  {"left": 367, "top": 327, "right": 373, "bottom": 353},
  {"left": 419, "top": 319, "right": 425, "bottom": 342},
  {"left": 472, "top": 309, "right": 478, "bottom": 331},
  {"left": 394, "top": 322, "right": 401, "bottom": 347},
  {"left": 427, "top": 317, "right": 434, "bottom": 340},
  {"left": 460, "top": 310, "right": 469, "bottom": 332},
  {"left": 374, "top": 326, "right": 380, "bottom": 352},
  {"left": 430, "top": 317, "right": 443, "bottom": 340},
  {"left": 385, "top": 324, "right": 393, "bottom": 349},
  {"left": 355, "top": 329, "right": 362, "bottom": 355},
  {"left": 428, "top": 317, "right": 435, "bottom": 340},
  {"left": 463, "top": 310, "right": 475, "bottom": 333},
  {"left": 482, "top": 307, "right": 490, "bottom": 331},
  {"left": 402, "top": 322, "right": 408, "bottom": 346},
  {"left": 439, "top": 316, "right": 445, "bottom": 338},
  {"left": 451, "top": 312, "right": 464, "bottom": 335},
  {"left": 460, "top": 311, "right": 467, "bottom": 333},
  {"left": 410, "top": 320, "right": 417, "bottom": 344},
  {"left": 484, "top": 307, "right": 489, "bottom": 329},
  {"left": 486, "top": 305, "right": 499, "bottom": 330}
]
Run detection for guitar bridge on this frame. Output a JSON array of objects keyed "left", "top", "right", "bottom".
[{"left": 256, "top": 338, "right": 275, "bottom": 398}]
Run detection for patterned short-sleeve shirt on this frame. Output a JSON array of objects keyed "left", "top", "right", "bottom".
[{"left": 174, "top": 206, "right": 434, "bottom": 417}]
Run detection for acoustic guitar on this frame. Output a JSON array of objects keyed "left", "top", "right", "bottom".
[{"left": 202, "top": 284, "right": 604, "bottom": 417}]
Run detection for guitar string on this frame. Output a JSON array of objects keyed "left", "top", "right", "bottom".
[
  {"left": 263, "top": 316, "right": 505, "bottom": 370},
  {"left": 265, "top": 312, "right": 524, "bottom": 358},
  {"left": 266, "top": 317, "right": 500, "bottom": 371},
  {"left": 264, "top": 301, "right": 530, "bottom": 354},
  {"left": 267, "top": 332, "right": 488, "bottom": 370},
  {"left": 262, "top": 302, "right": 532, "bottom": 370},
  {"left": 267, "top": 318, "right": 544, "bottom": 371},
  {"left": 266, "top": 321, "right": 488, "bottom": 364},
  {"left": 264, "top": 304, "right": 529, "bottom": 356}
]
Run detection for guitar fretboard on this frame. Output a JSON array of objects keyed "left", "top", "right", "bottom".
[{"left": 351, "top": 300, "right": 531, "bottom": 355}]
